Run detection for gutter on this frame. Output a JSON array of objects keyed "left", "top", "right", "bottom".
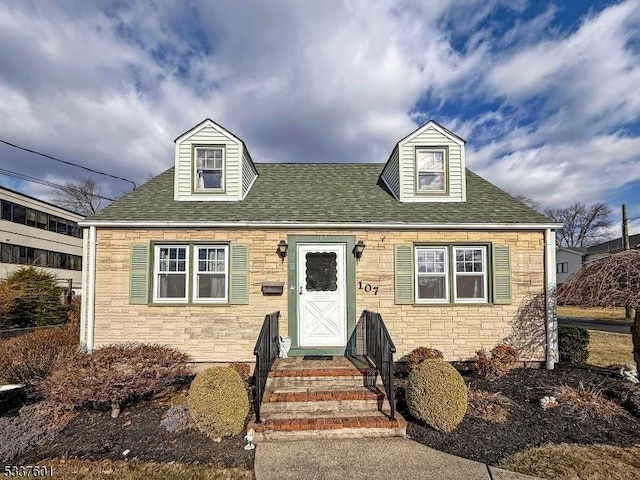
[
  {"left": 544, "top": 228, "right": 558, "bottom": 369},
  {"left": 79, "top": 229, "right": 89, "bottom": 349},
  {"left": 78, "top": 221, "right": 563, "bottom": 230},
  {"left": 86, "top": 226, "right": 97, "bottom": 352}
]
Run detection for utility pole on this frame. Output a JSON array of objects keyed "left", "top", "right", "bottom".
[
  {"left": 622, "top": 205, "right": 631, "bottom": 319},
  {"left": 622, "top": 204, "right": 630, "bottom": 250}
]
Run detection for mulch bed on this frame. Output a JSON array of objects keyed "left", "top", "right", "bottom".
[
  {"left": 11, "top": 389, "right": 255, "bottom": 470},
  {"left": 13, "top": 399, "right": 255, "bottom": 470},
  {"left": 6, "top": 364, "right": 640, "bottom": 469},
  {"left": 398, "top": 363, "right": 640, "bottom": 466}
]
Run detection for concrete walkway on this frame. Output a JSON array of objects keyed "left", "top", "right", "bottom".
[{"left": 255, "top": 437, "right": 543, "bottom": 480}]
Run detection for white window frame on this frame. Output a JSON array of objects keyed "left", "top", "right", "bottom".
[
  {"left": 556, "top": 262, "right": 568, "bottom": 274},
  {"left": 416, "top": 147, "right": 447, "bottom": 193},
  {"left": 153, "top": 245, "right": 189, "bottom": 303},
  {"left": 453, "top": 246, "right": 488, "bottom": 303},
  {"left": 194, "top": 146, "right": 225, "bottom": 192},
  {"left": 193, "top": 245, "right": 229, "bottom": 303},
  {"left": 414, "top": 246, "right": 449, "bottom": 304}
]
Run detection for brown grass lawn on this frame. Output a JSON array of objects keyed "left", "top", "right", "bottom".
[
  {"left": 587, "top": 330, "right": 634, "bottom": 367},
  {"left": 497, "top": 331, "right": 637, "bottom": 479},
  {"left": 25, "top": 460, "right": 252, "bottom": 480},
  {"left": 557, "top": 306, "right": 628, "bottom": 320},
  {"left": 500, "top": 444, "right": 640, "bottom": 480}
]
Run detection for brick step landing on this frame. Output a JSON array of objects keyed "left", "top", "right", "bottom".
[
  {"left": 264, "top": 386, "right": 386, "bottom": 403},
  {"left": 261, "top": 386, "right": 386, "bottom": 414},
  {"left": 267, "top": 375, "right": 381, "bottom": 390},
  {"left": 250, "top": 356, "right": 406, "bottom": 442},
  {"left": 250, "top": 412, "right": 407, "bottom": 442}
]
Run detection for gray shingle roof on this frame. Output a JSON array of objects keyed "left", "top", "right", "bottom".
[{"left": 85, "top": 164, "right": 553, "bottom": 225}]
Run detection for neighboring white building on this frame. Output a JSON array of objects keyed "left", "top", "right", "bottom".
[
  {"left": 555, "top": 247, "right": 586, "bottom": 285},
  {"left": 0, "top": 186, "right": 84, "bottom": 289},
  {"left": 556, "top": 233, "right": 640, "bottom": 284}
]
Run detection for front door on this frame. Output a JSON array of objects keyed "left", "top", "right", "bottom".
[{"left": 297, "top": 243, "right": 347, "bottom": 347}]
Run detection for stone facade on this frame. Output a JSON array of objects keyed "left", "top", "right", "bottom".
[{"left": 93, "top": 228, "right": 546, "bottom": 363}]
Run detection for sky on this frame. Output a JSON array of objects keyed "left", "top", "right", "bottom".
[{"left": 0, "top": 0, "right": 639, "bottom": 236}]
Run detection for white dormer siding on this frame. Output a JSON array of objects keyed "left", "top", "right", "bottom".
[
  {"left": 380, "top": 146, "right": 400, "bottom": 200},
  {"left": 382, "top": 121, "right": 466, "bottom": 203},
  {"left": 241, "top": 149, "right": 258, "bottom": 199},
  {"left": 173, "top": 119, "right": 257, "bottom": 202}
]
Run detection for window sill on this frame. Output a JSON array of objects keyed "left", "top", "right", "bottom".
[
  {"left": 192, "top": 188, "right": 225, "bottom": 194},
  {"left": 149, "top": 302, "right": 231, "bottom": 307},
  {"left": 413, "top": 302, "right": 494, "bottom": 307}
]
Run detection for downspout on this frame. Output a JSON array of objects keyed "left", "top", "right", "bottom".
[
  {"left": 86, "top": 226, "right": 97, "bottom": 352},
  {"left": 544, "top": 228, "right": 558, "bottom": 369},
  {"left": 79, "top": 229, "right": 90, "bottom": 349}
]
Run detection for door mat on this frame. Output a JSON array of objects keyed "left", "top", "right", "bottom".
[{"left": 303, "top": 355, "right": 333, "bottom": 361}]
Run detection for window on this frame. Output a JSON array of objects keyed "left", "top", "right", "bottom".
[
  {"left": 557, "top": 262, "right": 568, "bottom": 274},
  {"left": 0, "top": 242, "right": 80, "bottom": 270},
  {"left": 154, "top": 246, "right": 189, "bottom": 302},
  {"left": 1, "top": 201, "right": 11, "bottom": 221},
  {"left": 416, "top": 148, "right": 446, "bottom": 193},
  {"left": 195, "top": 147, "right": 224, "bottom": 191},
  {"left": 26, "top": 208, "right": 36, "bottom": 227},
  {"left": 453, "top": 247, "right": 487, "bottom": 302},
  {"left": 305, "top": 252, "right": 338, "bottom": 292},
  {"left": 0, "top": 199, "right": 80, "bottom": 237},
  {"left": 415, "top": 247, "right": 449, "bottom": 302},
  {"left": 414, "top": 245, "right": 488, "bottom": 304},
  {"left": 34, "top": 249, "right": 47, "bottom": 266},
  {"left": 56, "top": 218, "right": 68, "bottom": 235},
  {"left": 12, "top": 204, "right": 26, "bottom": 224},
  {"left": 194, "top": 245, "right": 228, "bottom": 302},
  {"left": 37, "top": 211, "right": 48, "bottom": 229},
  {"left": 0, "top": 243, "right": 11, "bottom": 263}
]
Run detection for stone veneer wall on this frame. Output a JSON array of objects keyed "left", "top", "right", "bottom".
[{"left": 92, "top": 229, "right": 545, "bottom": 363}]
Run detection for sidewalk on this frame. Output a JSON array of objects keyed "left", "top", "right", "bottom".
[{"left": 255, "top": 437, "right": 543, "bottom": 480}]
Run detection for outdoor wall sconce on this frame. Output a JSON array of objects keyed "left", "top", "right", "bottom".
[
  {"left": 276, "top": 240, "right": 288, "bottom": 261},
  {"left": 354, "top": 240, "right": 366, "bottom": 259}
]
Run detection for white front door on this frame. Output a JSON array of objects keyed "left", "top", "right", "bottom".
[{"left": 297, "top": 243, "right": 347, "bottom": 347}]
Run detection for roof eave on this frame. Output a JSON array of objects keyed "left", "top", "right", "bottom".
[{"left": 79, "top": 220, "right": 562, "bottom": 230}]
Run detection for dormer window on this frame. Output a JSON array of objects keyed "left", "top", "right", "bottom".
[
  {"left": 416, "top": 147, "right": 447, "bottom": 194},
  {"left": 195, "top": 146, "right": 224, "bottom": 191}
]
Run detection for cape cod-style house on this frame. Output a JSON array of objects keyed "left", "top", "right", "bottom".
[{"left": 79, "top": 119, "right": 560, "bottom": 439}]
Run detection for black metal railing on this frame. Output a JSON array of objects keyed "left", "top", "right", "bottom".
[
  {"left": 252, "top": 311, "right": 280, "bottom": 423},
  {"left": 363, "top": 310, "right": 396, "bottom": 420}
]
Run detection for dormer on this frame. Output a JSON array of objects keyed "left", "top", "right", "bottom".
[
  {"left": 380, "top": 120, "right": 466, "bottom": 203},
  {"left": 173, "top": 119, "right": 258, "bottom": 201}
]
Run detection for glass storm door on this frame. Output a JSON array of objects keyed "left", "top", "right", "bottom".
[{"left": 297, "top": 244, "right": 347, "bottom": 347}]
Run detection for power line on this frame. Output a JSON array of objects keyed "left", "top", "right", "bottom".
[
  {"left": 0, "top": 168, "right": 116, "bottom": 202},
  {"left": 0, "top": 138, "right": 137, "bottom": 189}
]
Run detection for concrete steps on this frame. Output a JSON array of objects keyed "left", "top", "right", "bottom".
[{"left": 249, "top": 356, "right": 406, "bottom": 442}]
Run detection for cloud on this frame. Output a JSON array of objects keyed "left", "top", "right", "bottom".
[{"left": 0, "top": 0, "right": 637, "bottom": 220}]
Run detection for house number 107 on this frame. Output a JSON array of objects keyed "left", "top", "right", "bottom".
[{"left": 358, "top": 282, "right": 379, "bottom": 295}]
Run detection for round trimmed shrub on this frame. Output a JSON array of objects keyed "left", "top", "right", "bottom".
[
  {"left": 188, "top": 367, "right": 248, "bottom": 439},
  {"left": 406, "top": 359, "right": 467, "bottom": 433},
  {"left": 558, "top": 325, "right": 590, "bottom": 364}
]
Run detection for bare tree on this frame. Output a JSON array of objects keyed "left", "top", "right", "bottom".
[
  {"left": 555, "top": 250, "right": 640, "bottom": 371},
  {"left": 53, "top": 177, "right": 107, "bottom": 216},
  {"left": 514, "top": 194, "right": 542, "bottom": 212},
  {"left": 544, "top": 202, "right": 612, "bottom": 248}
]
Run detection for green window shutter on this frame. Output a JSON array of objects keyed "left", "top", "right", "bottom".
[
  {"left": 229, "top": 243, "right": 249, "bottom": 304},
  {"left": 492, "top": 244, "right": 512, "bottom": 305},
  {"left": 394, "top": 244, "right": 414, "bottom": 304},
  {"left": 130, "top": 243, "right": 149, "bottom": 304}
]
